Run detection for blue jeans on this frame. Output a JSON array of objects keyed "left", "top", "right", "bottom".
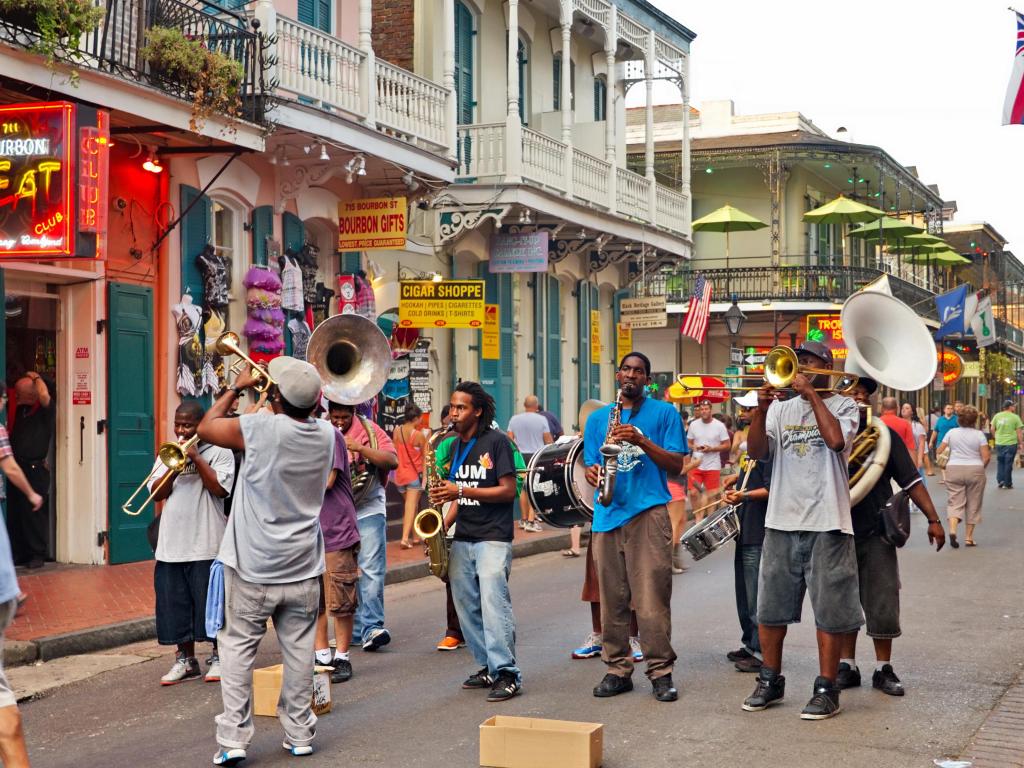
[
  {"left": 449, "top": 540, "right": 520, "bottom": 684},
  {"left": 997, "top": 444, "right": 1017, "bottom": 487},
  {"left": 353, "top": 502, "right": 387, "bottom": 644},
  {"left": 734, "top": 545, "right": 762, "bottom": 656}
]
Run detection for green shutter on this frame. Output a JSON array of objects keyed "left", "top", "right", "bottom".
[
  {"left": 594, "top": 77, "right": 607, "bottom": 121},
  {"left": 552, "top": 55, "right": 561, "bottom": 112},
  {"left": 590, "top": 284, "right": 601, "bottom": 399},
  {"left": 180, "top": 185, "right": 210, "bottom": 306},
  {"left": 251, "top": 205, "right": 273, "bottom": 266},
  {"left": 454, "top": 1, "right": 475, "bottom": 125},
  {"left": 298, "top": 0, "right": 329, "bottom": 32},
  {"left": 341, "top": 252, "right": 362, "bottom": 274},
  {"left": 478, "top": 265, "right": 514, "bottom": 428},
  {"left": 533, "top": 277, "right": 545, "bottom": 399},
  {"left": 546, "top": 276, "right": 561, "bottom": 421},
  {"left": 577, "top": 281, "right": 589, "bottom": 408},
  {"left": 283, "top": 211, "right": 305, "bottom": 253},
  {"left": 517, "top": 39, "right": 527, "bottom": 125}
]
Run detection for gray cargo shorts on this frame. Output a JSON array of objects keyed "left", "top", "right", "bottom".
[
  {"left": 757, "top": 528, "right": 864, "bottom": 634},
  {"left": 855, "top": 534, "right": 901, "bottom": 639}
]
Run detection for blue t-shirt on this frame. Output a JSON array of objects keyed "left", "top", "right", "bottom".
[
  {"left": 0, "top": 521, "right": 19, "bottom": 604},
  {"left": 584, "top": 398, "right": 686, "bottom": 532},
  {"left": 934, "top": 414, "right": 958, "bottom": 447}
]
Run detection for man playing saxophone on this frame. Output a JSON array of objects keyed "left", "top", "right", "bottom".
[{"left": 583, "top": 352, "right": 687, "bottom": 703}]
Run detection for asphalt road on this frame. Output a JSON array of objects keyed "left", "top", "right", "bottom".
[{"left": 18, "top": 472, "right": 1024, "bottom": 768}]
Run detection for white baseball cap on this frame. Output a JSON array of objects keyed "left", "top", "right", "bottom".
[
  {"left": 734, "top": 390, "right": 759, "bottom": 408},
  {"left": 267, "top": 356, "right": 322, "bottom": 408}
]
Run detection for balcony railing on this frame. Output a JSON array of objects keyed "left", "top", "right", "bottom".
[
  {"left": 635, "top": 265, "right": 939, "bottom": 321},
  {"left": 456, "top": 123, "right": 689, "bottom": 237},
  {"left": 0, "top": 0, "right": 267, "bottom": 126}
]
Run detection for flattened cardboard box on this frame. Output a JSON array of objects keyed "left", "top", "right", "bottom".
[
  {"left": 480, "top": 716, "right": 602, "bottom": 768},
  {"left": 253, "top": 664, "right": 332, "bottom": 717}
]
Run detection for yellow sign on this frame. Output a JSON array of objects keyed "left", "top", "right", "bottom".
[
  {"left": 616, "top": 323, "right": 632, "bottom": 364},
  {"left": 963, "top": 361, "right": 980, "bottom": 378},
  {"left": 338, "top": 196, "right": 407, "bottom": 251},
  {"left": 399, "top": 280, "right": 485, "bottom": 328},
  {"left": 590, "top": 310, "right": 601, "bottom": 365},
  {"left": 482, "top": 303, "right": 500, "bottom": 359}
]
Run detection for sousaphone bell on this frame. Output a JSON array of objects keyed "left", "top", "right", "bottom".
[{"left": 306, "top": 314, "right": 392, "bottom": 404}]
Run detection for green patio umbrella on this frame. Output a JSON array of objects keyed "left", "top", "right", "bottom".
[
  {"left": 848, "top": 216, "right": 924, "bottom": 240},
  {"left": 902, "top": 249, "right": 971, "bottom": 265},
  {"left": 803, "top": 195, "right": 884, "bottom": 266},
  {"left": 691, "top": 204, "right": 767, "bottom": 275}
]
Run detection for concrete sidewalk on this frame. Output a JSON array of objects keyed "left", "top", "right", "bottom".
[{"left": 5, "top": 524, "right": 571, "bottom": 667}]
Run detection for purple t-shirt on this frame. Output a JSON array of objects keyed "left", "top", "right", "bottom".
[{"left": 320, "top": 429, "right": 359, "bottom": 552}]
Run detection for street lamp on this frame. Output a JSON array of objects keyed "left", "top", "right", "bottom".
[{"left": 724, "top": 295, "right": 746, "bottom": 336}]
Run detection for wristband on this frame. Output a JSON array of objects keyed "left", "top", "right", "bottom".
[
  {"left": 228, "top": 385, "right": 242, "bottom": 397},
  {"left": 457, "top": 483, "right": 464, "bottom": 501},
  {"left": 927, "top": 519, "right": 941, "bottom": 525}
]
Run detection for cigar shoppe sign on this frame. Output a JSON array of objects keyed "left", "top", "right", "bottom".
[{"left": 0, "top": 101, "right": 109, "bottom": 260}]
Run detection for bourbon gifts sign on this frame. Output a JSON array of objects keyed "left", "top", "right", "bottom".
[{"left": 0, "top": 101, "right": 109, "bottom": 260}]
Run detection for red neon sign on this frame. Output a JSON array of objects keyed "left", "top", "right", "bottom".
[{"left": 78, "top": 109, "right": 109, "bottom": 240}]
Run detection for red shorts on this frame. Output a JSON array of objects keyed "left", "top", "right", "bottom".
[
  {"left": 667, "top": 479, "right": 687, "bottom": 503},
  {"left": 688, "top": 468, "right": 721, "bottom": 492}
]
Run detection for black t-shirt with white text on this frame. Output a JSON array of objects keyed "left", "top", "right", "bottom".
[
  {"left": 851, "top": 425, "right": 920, "bottom": 539},
  {"left": 448, "top": 429, "right": 517, "bottom": 543}
]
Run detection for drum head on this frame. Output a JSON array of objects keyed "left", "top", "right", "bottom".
[
  {"left": 566, "top": 439, "right": 597, "bottom": 513},
  {"left": 526, "top": 441, "right": 592, "bottom": 528}
]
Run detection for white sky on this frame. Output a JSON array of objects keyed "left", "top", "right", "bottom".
[{"left": 646, "top": 0, "right": 1024, "bottom": 250}]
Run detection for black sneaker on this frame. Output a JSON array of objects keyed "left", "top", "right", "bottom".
[
  {"left": 329, "top": 658, "right": 353, "bottom": 683},
  {"left": 800, "top": 676, "right": 841, "bottom": 720},
  {"left": 593, "top": 673, "right": 634, "bottom": 697},
  {"left": 462, "top": 667, "right": 494, "bottom": 689},
  {"left": 727, "top": 647, "right": 753, "bottom": 662},
  {"left": 742, "top": 668, "right": 785, "bottom": 711},
  {"left": 836, "top": 662, "right": 861, "bottom": 689},
  {"left": 652, "top": 675, "right": 678, "bottom": 702},
  {"left": 871, "top": 664, "right": 905, "bottom": 696},
  {"left": 734, "top": 655, "right": 763, "bottom": 673},
  {"left": 486, "top": 671, "right": 522, "bottom": 702}
]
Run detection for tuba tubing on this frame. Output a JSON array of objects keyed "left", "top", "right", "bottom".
[{"left": 849, "top": 410, "right": 891, "bottom": 506}]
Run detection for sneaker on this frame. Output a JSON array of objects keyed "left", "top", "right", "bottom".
[
  {"left": 518, "top": 520, "right": 527, "bottom": 530},
  {"left": 437, "top": 635, "right": 465, "bottom": 651},
  {"left": 836, "top": 662, "right": 861, "bottom": 690},
  {"left": 205, "top": 655, "right": 222, "bottom": 683},
  {"left": 282, "top": 742, "right": 313, "bottom": 757},
  {"left": 329, "top": 658, "right": 353, "bottom": 683},
  {"left": 571, "top": 632, "right": 603, "bottom": 659},
  {"left": 213, "top": 748, "right": 247, "bottom": 766},
  {"left": 652, "top": 674, "right": 678, "bottom": 702},
  {"left": 871, "top": 664, "right": 905, "bottom": 696},
  {"left": 629, "top": 636, "right": 644, "bottom": 663},
  {"left": 727, "top": 647, "right": 753, "bottom": 662},
  {"left": 734, "top": 655, "right": 763, "bottom": 673},
  {"left": 800, "top": 676, "right": 841, "bottom": 720},
  {"left": 593, "top": 673, "right": 633, "bottom": 697},
  {"left": 742, "top": 668, "right": 785, "bottom": 711},
  {"left": 162, "top": 655, "right": 201, "bottom": 686},
  {"left": 462, "top": 667, "right": 494, "bottom": 689},
  {"left": 486, "top": 671, "right": 522, "bottom": 702},
  {"left": 362, "top": 628, "right": 391, "bottom": 652},
  {"left": 527, "top": 521, "right": 543, "bottom": 532}
]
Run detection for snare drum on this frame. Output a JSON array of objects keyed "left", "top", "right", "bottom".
[
  {"left": 526, "top": 439, "right": 596, "bottom": 528},
  {"left": 679, "top": 504, "right": 740, "bottom": 561}
]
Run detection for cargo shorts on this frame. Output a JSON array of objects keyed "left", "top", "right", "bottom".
[
  {"left": 855, "top": 534, "right": 901, "bottom": 639},
  {"left": 319, "top": 545, "right": 360, "bottom": 618}
]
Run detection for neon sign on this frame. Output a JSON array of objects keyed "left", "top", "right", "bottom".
[
  {"left": 938, "top": 349, "right": 964, "bottom": 385},
  {"left": 804, "top": 313, "right": 849, "bottom": 361}
]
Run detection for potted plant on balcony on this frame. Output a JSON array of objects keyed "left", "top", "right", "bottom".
[
  {"left": 141, "top": 26, "right": 245, "bottom": 133},
  {"left": 0, "top": 0, "right": 104, "bottom": 76}
]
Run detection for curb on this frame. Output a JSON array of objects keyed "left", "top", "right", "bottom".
[{"left": 3, "top": 532, "right": 572, "bottom": 668}]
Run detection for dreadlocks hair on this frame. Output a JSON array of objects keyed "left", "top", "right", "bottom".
[{"left": 454, "top": 381, "right": 495, "bottom": 436}]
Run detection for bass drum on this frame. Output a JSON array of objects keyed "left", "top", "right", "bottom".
[{"left": 526, "top": 440, "right": 596, "bottom": 528}]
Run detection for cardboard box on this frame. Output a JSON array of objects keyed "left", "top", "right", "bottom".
[
  {"left": 480, "top": 716, "right": 602, "bottom": 768},
  {"left": 253, "top": 664, "right": 332, "bottom": 718}
]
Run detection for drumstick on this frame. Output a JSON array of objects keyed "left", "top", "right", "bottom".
[{"left": 688, "top": 460, "right": 757, "bottom": 518}]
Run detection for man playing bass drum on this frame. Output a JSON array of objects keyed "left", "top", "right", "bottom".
[{"left": 583, "top": 352, "right": 687, "bottom": 703}]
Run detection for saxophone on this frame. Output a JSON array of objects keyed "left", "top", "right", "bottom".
[
  {"left": 597, "top": 392, "right": 624, "bottom": 505},
  {"left": 412, "top": 424, "right": 455, "bottom": 579}
]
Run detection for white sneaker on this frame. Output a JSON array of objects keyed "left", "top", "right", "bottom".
[
  {"left": 630, "top": 636, "right": 644, "bottom": 663},
  {"left": 528, "top": 521, "right": 543, "bottom": 532},
  {"left": 213, "top": 748, "right": 246, "bottom": 765},
  {"left": 282, "top": 741, "right": 314, "bottom": 757},
  {"left": 205, "top": 656, "right": 221, "bottom": 683},
  {"left": 161, "top": 655, "right": 201, "bottom": 686}
]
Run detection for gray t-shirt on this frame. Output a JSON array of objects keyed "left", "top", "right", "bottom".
[
  {"left": 149, "top": 444, "right": 234, "bottom": 562},
  {"left": 764, "top": 394, "right": 860, "bottom": 535},
  {"left": 507, "top": 411, "right": 550, "bottom": 455},
  {"left": 217, "top": 413, "right": 332, "bottom": 583}
]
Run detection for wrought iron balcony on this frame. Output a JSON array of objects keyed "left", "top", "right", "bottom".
[
  {"left": 0, "top": 0, "right": 269, "bottom": 126},
  {"left": 636, "top": 265, "right": 939, "bottom": 321}
]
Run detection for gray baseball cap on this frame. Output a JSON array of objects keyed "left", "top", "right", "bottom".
[
  {"left": 267, "top": 356, "right": 322, "bottom": 408},
  {"left": 795, "top": 339, "right": 833, "bottom": 365}
]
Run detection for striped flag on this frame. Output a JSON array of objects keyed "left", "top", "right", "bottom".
[
  {"left": 1002, "top": 10, "right": 1024, "bottom": 124},
  {"left": 680, "top": 273, "right": 713, "bottom": 344}
]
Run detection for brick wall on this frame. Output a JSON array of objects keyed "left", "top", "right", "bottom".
[{"left": 372, "top": 0, "right": 415, "bottom": 70}]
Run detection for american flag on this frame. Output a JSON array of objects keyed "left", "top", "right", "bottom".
[
  {"left": 680, "top": 273, "right": 713, "bottom": 344},
  {"left": 1002, "top": 11, "right": 1024, "bottom": 124}
]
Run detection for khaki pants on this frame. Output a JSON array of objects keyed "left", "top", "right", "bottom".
[{"left": 592, "top": 505, "right": 676, "bottom": 680}]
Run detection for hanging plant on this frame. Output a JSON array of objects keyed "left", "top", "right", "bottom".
[
  {"left": 0, "top": 0, "right": 104, "bottom": 79},
  {"left": 984, "top": 351, "right": 1014, "bottom": 385},
  {"left": 141, "top": 26, "right": 244, "bottom": 133}
]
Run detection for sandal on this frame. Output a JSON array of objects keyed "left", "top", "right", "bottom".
[
  {"left": 965, "top": 540, "right": 977, "bottom": 547},
  {"left": 561, "top": 549, "right": 581, "bottom": 558},
  {"left": 949, "top": 533, "right": 959, "bottom": 549},
  {"left": 399, "top": 540, "right": 414, "bottom": 550}
]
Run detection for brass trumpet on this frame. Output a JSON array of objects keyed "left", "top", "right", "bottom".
[
  {"left": 216, "top": 331, "right": 275, "bottom": 393},
  {"left": 122, "top": 435, "right": 200, "bottom": 516},
  {"left": 675, "top": 346, "right": 858, "bottom": 396}
]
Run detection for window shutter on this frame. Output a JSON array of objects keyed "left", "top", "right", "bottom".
[
  {"left": 180, "top": 185, "right": 211, "bottom": 305},
  {"left": 341, "top": 252, "right": 362, "bottom": 273},
  {"left": 251, "top": 205, "right": 273, "bottom": 266},
  {"left": 546, "top": 276, "right": 561, "bottom": 421},
  {"left": 517, "top": 39, "right": 527, "bottom": 125},
  {"left": 552, "top": 55, "right": 561, "bottom": 112},
  {"left": 577, "top": 280, "right": 589, "bottom": 408},
  {"left": 283, "top": 211, "right": 305, "bottom": 254},
  {"left": 590, "top": 284, "right": 601, "bottom": 399},
  {"left": 498, "top": 273, "right": 514, "bottom": 427},
  {"left": 297, "top": 0, "right": 314, "bottom": 26},
  {"left": 533, "top": 277, "right": 545, "bottom": 400},
  {"left": 316, "top": 0, "right": 330, "bottom": 31},
  {"left": 570, "top": 59, "right": 576, "bottom": 111},
  {"left": 454, "top": 2, "right": 475, "bottom": 124},
  {"left": 594, "top": 77, "right": 607, "bottom": 122}
]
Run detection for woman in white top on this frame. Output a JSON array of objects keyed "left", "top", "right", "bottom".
[
  {"left": 901, "top": 402, "right": 927, "bottom": 472},
  {"left": 939, "top": 405, "right": 991, "bottom": 548}
]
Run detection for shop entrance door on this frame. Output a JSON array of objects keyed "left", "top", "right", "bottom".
[{"left": 107, "top": 283, "right": 155, "bottom": 564}]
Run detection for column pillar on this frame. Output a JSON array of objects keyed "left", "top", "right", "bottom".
[
  {"left": 359, "top": 0, "right": 376, "bottom": 128},
  {"left": 680, "top": 53, "right": 692, "bottom": 234},
  {"left": 560, "top": 1, "right": 573, "bottom": 195},
  {"left": 605, "top": 6, "right": 617, "bottom": 212},
  {"left": 505, "top": 0, "right": 523, "bottom": 183},
  {"left": 253, "top": 0, "right": 277, "bottom": 78},
  {"left": 443, "top": 0, "right": 457, "bottom": 159},
  {"left": 645, "top": 31, "right": 656, "bottom": 226}
]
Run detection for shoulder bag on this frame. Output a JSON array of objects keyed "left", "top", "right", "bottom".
[{"left": 879, "top": 489, "right": 911, "bottom": 548}]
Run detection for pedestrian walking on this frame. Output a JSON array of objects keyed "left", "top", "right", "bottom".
[
  {"left": 939, "top": 405, "right": 990, "bottom": 549},
  {"left": 686, "top": 400, "right": 731, "bottom": 524},
  {"left": 394, "top": 404, "right": 427, "bottom": 549},
  {"left": 507, "top": 395, "right": 553, "bottom": 532},
  {"left": 929, "top": 403, "right": 959, "bottom": 483},
  {"left": 990, "top": 399, "right": 1024, "bottom": 489}
]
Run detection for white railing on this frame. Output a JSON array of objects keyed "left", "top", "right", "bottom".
[
  {"left": 655, "top": 186, "right": 688, "bottom": 234},
  {"left": 456, "top": 123, "right": 506, "bottom": 178},
  {"left": 616, "top": 167, "right": 651, "bottom": 220},
  {"left": 573, "top": 0, "right": 610, "bottom": 27},
  {"left": 522, "top": 127, "right": 567, "bottom": 190},
  {"left": 276, "top": 16, "right": 364, "bottom": 115},
  {"left": 572, "top": 150, "right": 611, "bottom": 207},
  {"left": 617, "top": 14, "right": 648, "bottom": 52},
  {"left": 375, "top": 60, "right": 448, "bottom": 148}
]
